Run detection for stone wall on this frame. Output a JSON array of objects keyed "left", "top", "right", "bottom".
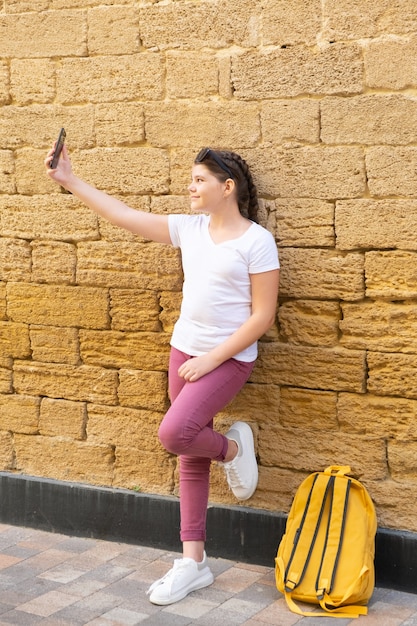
[{"left": 1, "top": 0, "right": 417, "bottom": 533}]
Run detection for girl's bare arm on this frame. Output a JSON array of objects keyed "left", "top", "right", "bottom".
[{"left": 45, "top": 144, "right": 171, "bottom": 244}]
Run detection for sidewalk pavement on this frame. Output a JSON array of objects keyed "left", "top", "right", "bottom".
[{"left": 0, "top": 523, "right": 416, "bottom": 625}]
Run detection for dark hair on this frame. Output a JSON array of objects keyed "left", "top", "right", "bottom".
[{"left": 194, "top": 148, "right": 259, "bottom": 223}]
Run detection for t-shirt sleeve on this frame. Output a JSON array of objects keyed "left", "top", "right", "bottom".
[
  {"left": 249, "top": 227, "right": 280, "bottom": 273},
  {"left": 167, "top": 214, "right": 183, "bottom": 248}
]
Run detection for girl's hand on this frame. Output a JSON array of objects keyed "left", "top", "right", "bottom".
[
  {"left": 178, "top": 354, "right": 219, "bottom": 382},
  {"left": 44, "top": 144, "right": 74, "bottom": 189}
]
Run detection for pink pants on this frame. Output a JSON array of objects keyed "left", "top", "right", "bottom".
[{"left": 158, "top": 347, "right": 255, "bottom": 542}]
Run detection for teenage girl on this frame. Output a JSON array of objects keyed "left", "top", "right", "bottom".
[{"left": 45, "top": 143, "right": 279, "bottom": 605}]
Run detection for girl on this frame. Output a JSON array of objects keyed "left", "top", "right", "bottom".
[{"left": 45, "top": 144, "right": 280, "bottom": 605}]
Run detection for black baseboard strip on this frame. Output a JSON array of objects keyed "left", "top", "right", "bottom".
[{"left": 0, "top": 472, "right": 415, "bottom": 594}]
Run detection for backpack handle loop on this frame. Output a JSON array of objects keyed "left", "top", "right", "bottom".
[{"left": 324, "top": 465, "right": 351, "bottom": 476}]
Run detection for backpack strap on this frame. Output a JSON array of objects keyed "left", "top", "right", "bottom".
[
  {"left": 316, "top": 475, "right": 368, "bottom": 617},
  {"left": 283, "top": 472, "right": 334, "bottom": 592},
  {"left": 315, "top": 475, "right": 351, "bottom": 600},
  {"left": 318, "top": 569, "right": 369, "bottom": 617},
  {"left": 280, "top": 585, "right": 367, "bottom": 619}
]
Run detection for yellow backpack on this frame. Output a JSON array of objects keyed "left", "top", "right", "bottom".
[{"left": 275, "top": 465, "right": 377, "bottom": 619}]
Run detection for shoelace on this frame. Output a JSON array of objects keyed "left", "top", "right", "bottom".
[
  {"left": 147, "top": 559, "right": 191, "bottom": 594},
  {"left": 224, "top": 458, "right": 246, "bottom": 488}
]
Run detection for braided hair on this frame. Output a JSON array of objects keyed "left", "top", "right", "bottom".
[{"left": 194, "top": 149, "right": 259, "bottom": 223}]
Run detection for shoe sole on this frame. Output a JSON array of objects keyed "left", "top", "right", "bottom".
[
  {"left": 149, "top": 570, "right": 214, "bottom": 605},
  {"left": 229, "top": 421, "right": 258, "bottom": 500}
]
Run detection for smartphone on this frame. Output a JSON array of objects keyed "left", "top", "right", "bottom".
[{"left": 50, "top": 127, "right": 66, "bottom": 169}]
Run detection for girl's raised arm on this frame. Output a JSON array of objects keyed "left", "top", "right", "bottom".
[{"left": 45, "top": 144, "right": 172, "bottom": 245}]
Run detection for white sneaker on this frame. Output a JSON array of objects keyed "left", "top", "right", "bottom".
[
  {"left": 147, "top": 552, "right": 214, "bottom": 605},
  {"left": 222, "top": 421, "right": 258, "bottom": 500}
]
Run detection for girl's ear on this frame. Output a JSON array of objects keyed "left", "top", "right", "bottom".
[{"left": 224, "top": 178, "right": 236, "bottom": 197}]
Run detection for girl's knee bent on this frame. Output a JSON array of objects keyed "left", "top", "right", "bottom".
[{"left": 158, "top": 418, "right": 185, "bottom": 455}]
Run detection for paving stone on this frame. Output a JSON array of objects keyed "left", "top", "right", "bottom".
[{"left": 0, "top": 524, "right": 413, "bottom": 625}]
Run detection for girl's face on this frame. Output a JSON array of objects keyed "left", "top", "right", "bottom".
[{"left": 188, "top": 164, "right": 228, "bottom": 213}]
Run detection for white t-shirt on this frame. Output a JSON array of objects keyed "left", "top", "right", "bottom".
[{"left": 168, "top": 214, "right": 279, "bottom": 362}]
